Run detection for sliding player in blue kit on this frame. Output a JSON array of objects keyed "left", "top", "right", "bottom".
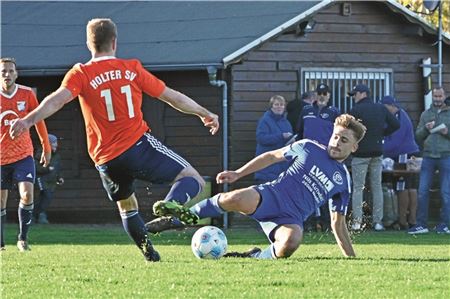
[{"left": 149, "top": 114, "right": 366, "bottom": 259}]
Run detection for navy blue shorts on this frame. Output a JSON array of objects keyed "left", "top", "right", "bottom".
[
  {"left": 250, "top": 184, "right": 305, "bottom": 242},
  {"left": 96, "top": 132, "right": 191, "bottom": 201},
  {"left": 1, "top": 156, "right": 35, "bottom": 190}
]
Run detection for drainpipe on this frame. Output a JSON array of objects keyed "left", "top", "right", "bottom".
[
  {"left": 206, "top": 66, "right": 229, "bottom": 229},
  {"left": 437, "top": 0, "right": 443, "bottom": 85}
]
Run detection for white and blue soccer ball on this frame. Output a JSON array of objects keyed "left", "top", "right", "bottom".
[{"left": 191, "top": 226, "right": 227, "bottom": 259}]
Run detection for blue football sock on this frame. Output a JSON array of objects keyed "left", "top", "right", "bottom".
[
  {"left": 18, "top": 203, "right": 33, "bottom": 241},
  {"left": 1, "top": 208, "right": 6, "bottom": 247},
  {"left": 164, "top": 176, "right": 201, "bottom": 205},
  {"left": 190, "top": 194, "right": 225, "bottom": 219},
  {"left": 253, "top": 244, "right": 276, "bottom": 260},
  {"left": 120, "top": 210, "right": 153, "bottom": 254}
]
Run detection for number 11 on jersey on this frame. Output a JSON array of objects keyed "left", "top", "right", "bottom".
[{"left": 100, "top": 84, "right": 135, "bottom": 121}]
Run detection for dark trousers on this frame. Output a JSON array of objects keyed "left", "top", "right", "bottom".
[{"left": 34, "top": 189, "right": 54, "bottom": 217}]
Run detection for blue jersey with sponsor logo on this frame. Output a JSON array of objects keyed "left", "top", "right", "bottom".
[{"left": 256, "top": 139, "right": 351, "bottom": 219}]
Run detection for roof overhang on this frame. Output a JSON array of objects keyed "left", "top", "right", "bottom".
[
  {"left": 384, "top": 0, "right": 450, "bottom": 44},
  {"left": 222, "top": 0, "right": 333, "bottom": 67},
  {"left": 223, "top": 0, "right": 450, "bottom": 68}
]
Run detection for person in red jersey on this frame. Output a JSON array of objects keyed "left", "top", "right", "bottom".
[
  {"left": 1, "top": 57, "right": 51, "bottom": 252},
  {"left": 10, "top": 18, "right": 219, "bottom": 262}
]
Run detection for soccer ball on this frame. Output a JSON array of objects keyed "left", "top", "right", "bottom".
[{"left": 191, "top": 226, "right": 227, "bottom": 259}]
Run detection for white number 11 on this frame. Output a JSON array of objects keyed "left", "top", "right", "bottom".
[{"left": 100, "top": 85, "right": 135, "bottom": 121}]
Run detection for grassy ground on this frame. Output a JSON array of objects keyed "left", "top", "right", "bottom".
[{"left": 1, "top": 224, "right": 449, "bottom": 299}]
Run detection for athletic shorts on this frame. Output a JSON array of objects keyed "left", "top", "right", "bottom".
[
  {"left": 1, "top": 156, "right": 35, "bottom": 190},
  {"left": 250, "top": 184, "right": 305, "bottom": 242},
  {"left": 96, "top": 132, "right": 191, "bottom": 202}
]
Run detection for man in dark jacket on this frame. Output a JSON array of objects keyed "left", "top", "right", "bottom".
[
  {"left": 286, "top": 91, "right": 316, "bottom": 131},
  {"left": 33, "top": 134, "right": 64, "bottom": 224},
  {"left": 349, "top": 84, "right": 400, "bottom": 231}
]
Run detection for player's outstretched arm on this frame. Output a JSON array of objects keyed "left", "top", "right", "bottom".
[
  {"left": 10, "top": 87, "right": 74, "bottom": 139},
  {"left": 331, "top": 211, "right": 356, "bottom": 257},
  {"left": 216, "top": 148, "right": 287, "bottom": 184},
  {"left": 158, "top": 87, "right": 219, "bottom": 135}
]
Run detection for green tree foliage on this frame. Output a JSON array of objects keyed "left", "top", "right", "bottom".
[{"left": 397, "top": 0, "right": 449, "bottom": 34}]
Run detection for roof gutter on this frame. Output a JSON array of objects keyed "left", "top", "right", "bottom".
[
  {"left": 384, "top": 0, "right": 450, "bottom": 44},
  {"left": 18, "top": 62, "right": 224, "bottom": 77},
  {"left": 222, "top": 0, "right": 333, "bottom": 67},
  {"left": 143, "top": 62, "right": 223, "bottom": 72}
]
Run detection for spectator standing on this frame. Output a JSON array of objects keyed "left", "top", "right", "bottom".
[
  {"left": 349, "top": 84, "right": 400, "bottom": 231},
  {"left": 33, "top": 134, "right": 64, "bottom": 224},
  {"left": 255, "top": 95, "right": 293, "bottom": 183},
  {"left": 0, "top": 57, "right": 51, "bottom": 251},
  {"left": 408, "top": 87, "right": 450, "bottom": 234},
  {"left": 381, "top": 95, "right": 420, "bottom": 229},
  {"left": 296, "top": 83, "right": 340, "bottom": 146},
  {"left": 286, "top": 91, "right": 316, "bottom": 131}
]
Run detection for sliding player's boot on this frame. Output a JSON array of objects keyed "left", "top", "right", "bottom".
[
  {"left": 152, "top": 201, "right": 199, "bottom": 225},
  {"left": 223, "top": 247, "right": 261, "bottom": 258}
]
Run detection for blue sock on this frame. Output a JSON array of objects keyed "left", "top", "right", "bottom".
[
  {"left": 190, "top": 194, "right": 225, "bottom": 219},
  {"left": 253, "top": 244, "right": 276, "bottom": 260},
  {"left": 120, "top": 210, "right": 153, "bottom": 254},
  {"left": 164, "top": 176, "right": 201, "bottom": 205},
  {"left": 18, "top": 203, "right": 33, "bottom": 241},
  {"left": 1, "top": 209, "right": 6, "bottom": 247}
]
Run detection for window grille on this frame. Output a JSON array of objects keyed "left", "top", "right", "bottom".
[{"left": 299, "top": 68, "right": 393, "bottom": 113}]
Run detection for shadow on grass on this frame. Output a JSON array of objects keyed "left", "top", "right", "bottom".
[
  {"left": 3, "top": 224, "right": 450, "bottom": 246},
  {"left": 298, "top": 256, "right": 450, "bottom": 263}
]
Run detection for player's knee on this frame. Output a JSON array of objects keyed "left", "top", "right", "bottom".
[
  {"left": 20, "top": 192, "right": 33, "bottom": 204},
  {"left": 278, "top": 238, "right": 301, "bottom": 258},
  {"left": 178, "top": 167, "right": 205, "bottom": 189},
  {"left": 277, "top": 231, "right": 302, "bottom": 258},
  {"left": 218, "top": 192, "right": 241, "bottom": 210}
]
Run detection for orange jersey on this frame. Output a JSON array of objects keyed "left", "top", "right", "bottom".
[
  {"left": 1, "top": 84, "right": 50, "bottom": 165},
  {"left": 61, "top": 57, "right": 166, "bottom": 165}
]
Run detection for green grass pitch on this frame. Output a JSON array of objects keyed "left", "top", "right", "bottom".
[{"left": 1, "top": 224, "right": 449, "bottom": 298}]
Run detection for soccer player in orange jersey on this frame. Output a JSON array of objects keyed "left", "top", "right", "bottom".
[
  {"left": 10, "top": 18, "right": 219, "bottom": 262},
  {"left": 1, "top": 57, "right": 52, "bottom": 251}
]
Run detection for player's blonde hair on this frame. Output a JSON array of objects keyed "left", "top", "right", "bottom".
[
  {"left": 0, "top": 57, "right": 17, "bottom": 67},
  {"left": 86, "top": 18, "right": 117, "bottom": 53},
  {"left": 334, "top": 114, "right": 367, "bottom": 142}
]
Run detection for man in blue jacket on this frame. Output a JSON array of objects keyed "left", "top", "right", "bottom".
[
  {"left": 349, "top": 84, "right": 400, "bottom": 231},
  {"left": 296, "top": 83, "right": 341, "bottom": 146}
]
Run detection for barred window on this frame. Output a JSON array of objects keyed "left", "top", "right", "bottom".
[{"left": 299, "top": 68, "right": 393, "bottom": 113}]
